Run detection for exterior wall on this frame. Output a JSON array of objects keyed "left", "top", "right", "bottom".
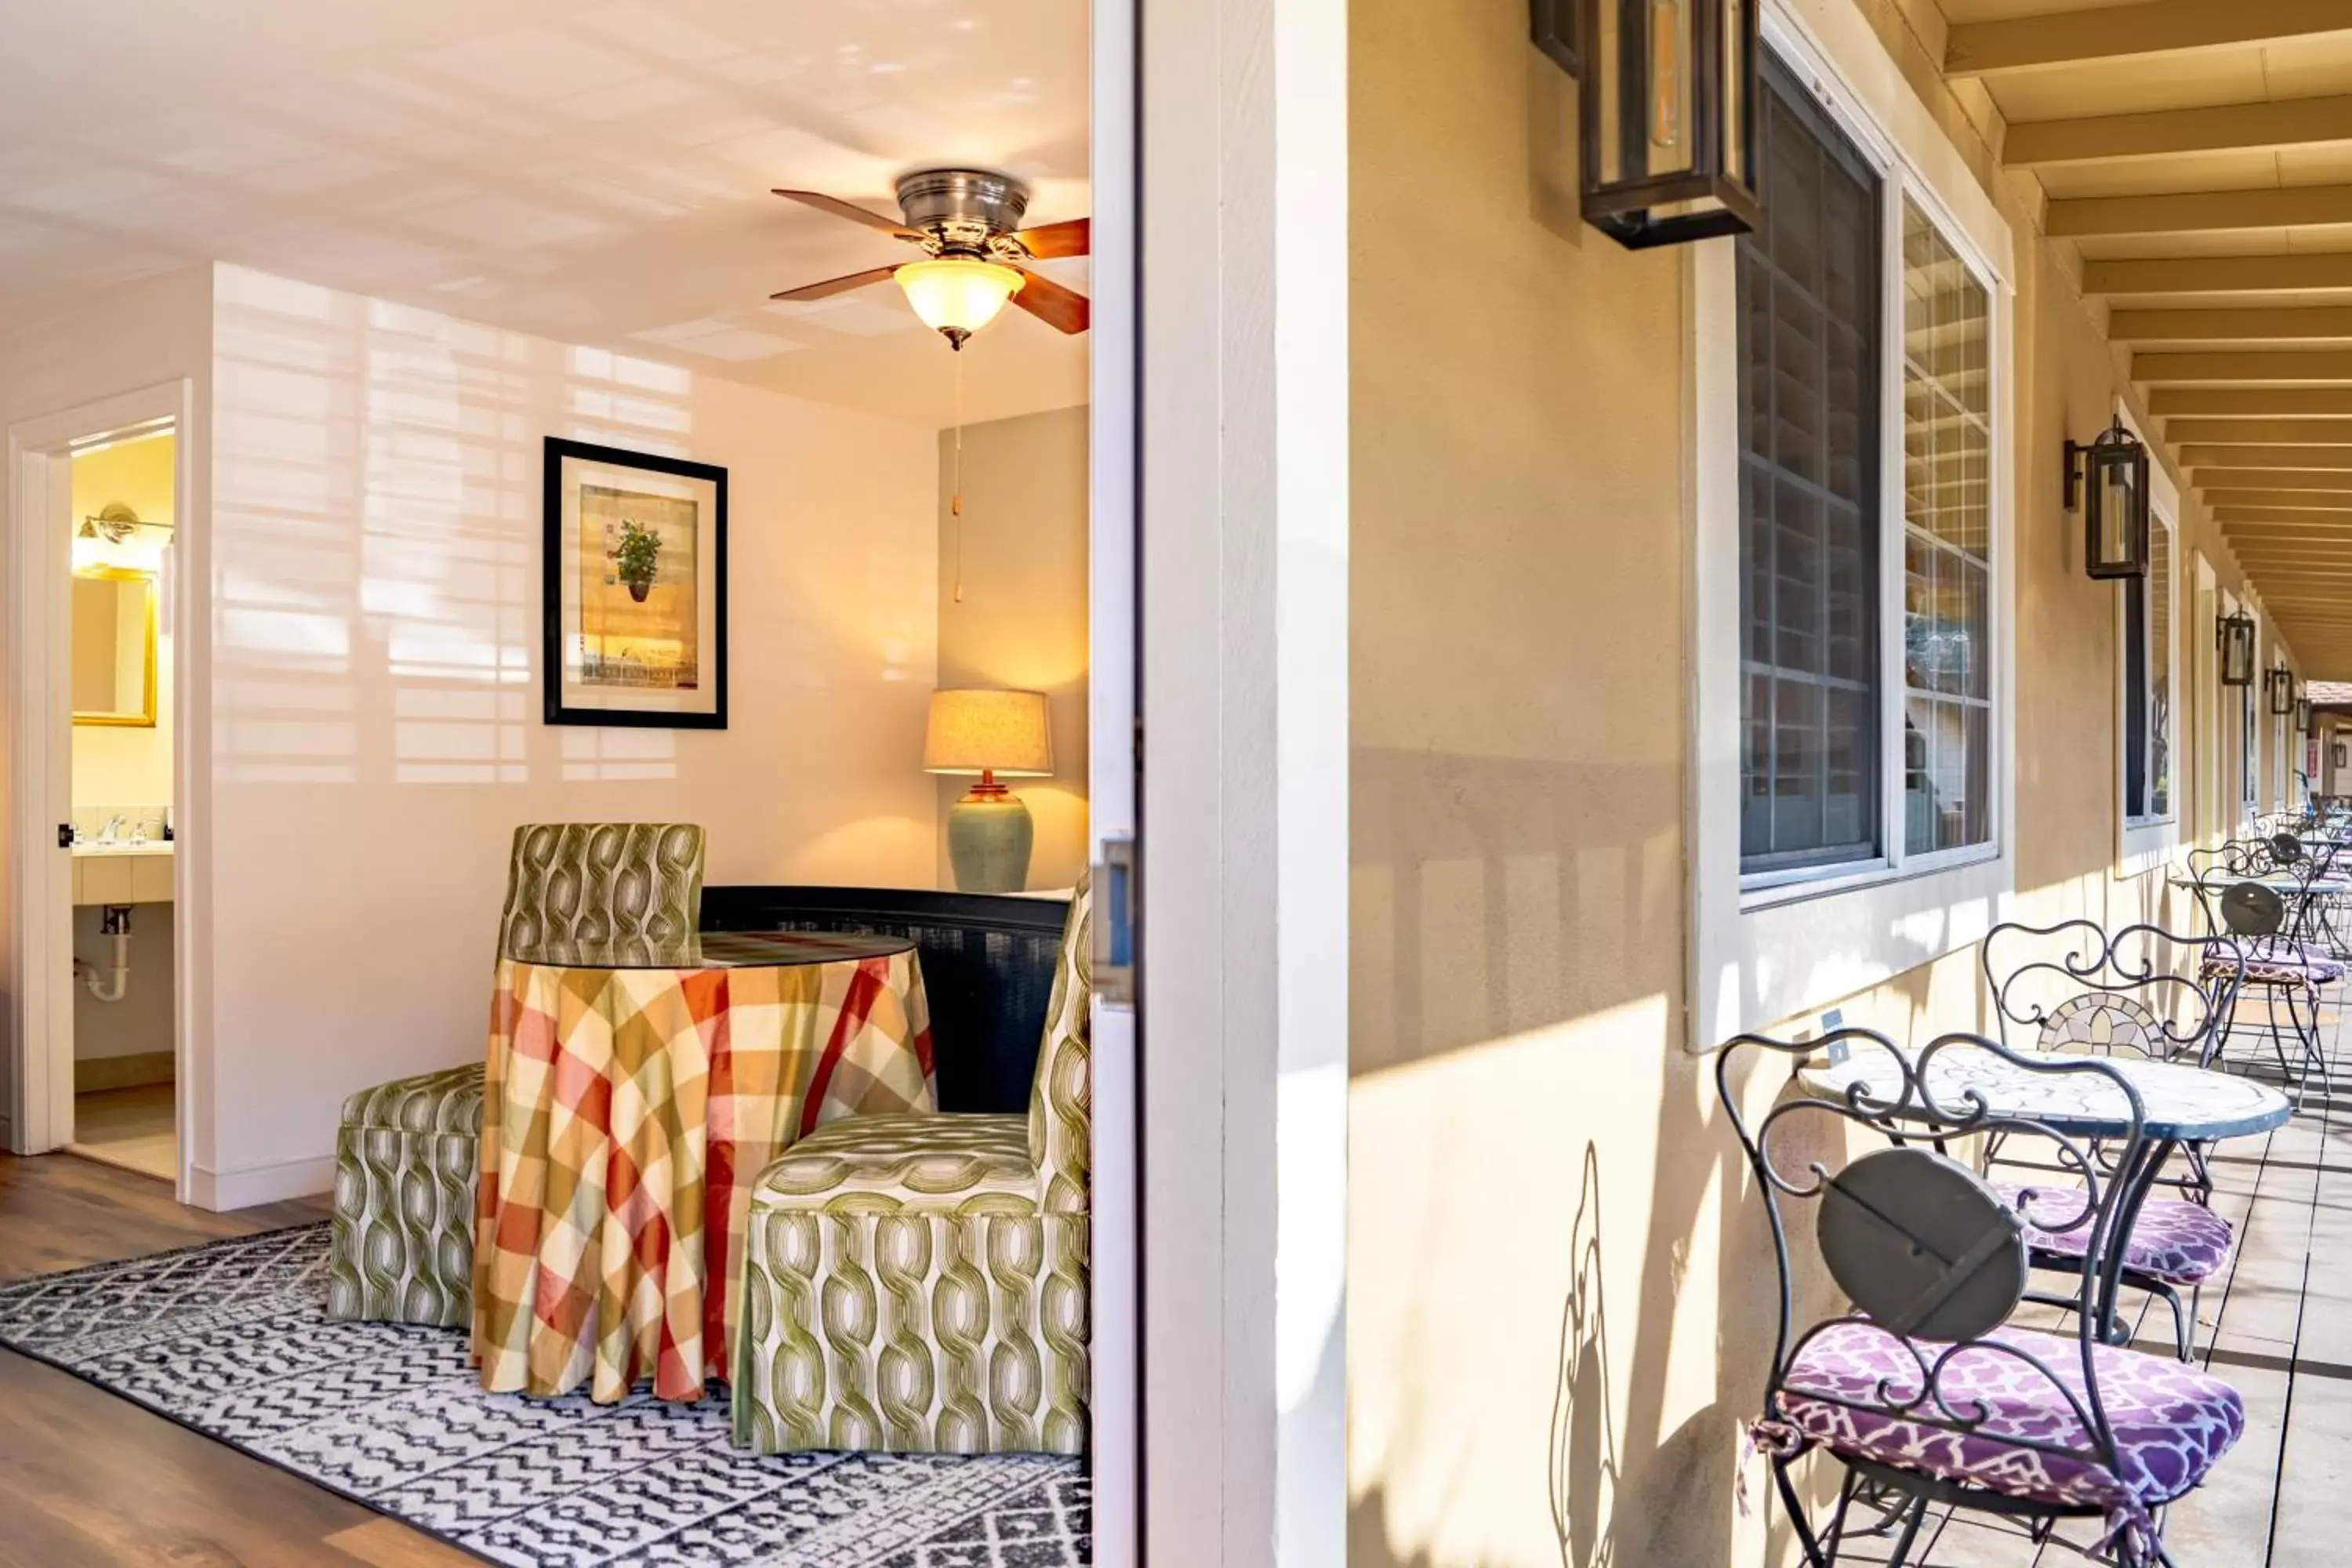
[
  {"left": 1346, "top": 1, "right": 2317, "bottom": 1565},
  {"left": 196, "top": 263, "right": 939, "bottom": 1203},
  {"left": 934, "top": 406, "right": 1091, "bottom": 891}
]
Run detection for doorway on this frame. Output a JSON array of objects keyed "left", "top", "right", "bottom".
[
  {"left": 6, "top": 381, "right": 193, "bottom": 1196},
  {"left": 60, "top": 423, "right": 179, "bottom": 1178}
]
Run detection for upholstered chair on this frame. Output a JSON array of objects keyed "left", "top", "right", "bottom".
[
  {"left": 731, "top": 875, "right": 1090, "bottom": 1456},
  {"left": 325, "top": 822, "right": 705, "bottom": 1327}
]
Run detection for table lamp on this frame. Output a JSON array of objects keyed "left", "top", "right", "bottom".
[{"left": 924, "top": 688, "right": 1053, "bottom": 892}]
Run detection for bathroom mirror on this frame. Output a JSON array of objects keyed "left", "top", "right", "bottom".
[{"left": 71, "top": 566, "right": 158, "bottom": 728}]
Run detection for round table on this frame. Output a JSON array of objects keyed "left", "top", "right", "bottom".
[
  {"left": 1798, "top": 1046, "right": 2290, "bottom": 1341},
  {"left": 474, "top": 930, "right": 935, "bottom": 1403}
]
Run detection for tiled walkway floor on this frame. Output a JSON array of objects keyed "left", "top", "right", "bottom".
[{"left": 1829, "top": 993, "right": 2352, "bottom": 1566}]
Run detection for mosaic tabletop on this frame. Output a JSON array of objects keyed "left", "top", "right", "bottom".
[
  {"left": 1798, "top": 1045, "right": 2293, "bottom": 1142},
  {"left": 476, "top": 938, "right": 935, "bottom": 1404},
  {"left": 2166, "top": 873, "right": 2352, "bottom": 896}
]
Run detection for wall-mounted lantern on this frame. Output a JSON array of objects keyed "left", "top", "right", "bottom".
[
  {"left": 2064, "top": 421, "right": 2151, "bottom": 580},
  {"left": 2219, "top": 610, "right": 2257, "bottom": 688},
  {"left": 2299, "top": 696, "right": 2316, "bottom": 735},
  {"left": 1544, "top": 0, "right": 1762, "bottom": 249},
  {"left": 2268, "top": 668, "right": 2299, "bottom": 718}
]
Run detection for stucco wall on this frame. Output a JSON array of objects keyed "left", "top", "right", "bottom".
[
  {"left": 1346, "top": 1, "right": 1784, "bottom": 1562},
  {"left": 1346, "top": 1, "right": 2311, "bottom": 1566}
]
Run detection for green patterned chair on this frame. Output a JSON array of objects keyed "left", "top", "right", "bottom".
[
  {"left": 326, "top": 822, "right": 705, "bottom": 1327},
  {"left": 732, "top": 876, "right": 1091, "bottom": 1455}
]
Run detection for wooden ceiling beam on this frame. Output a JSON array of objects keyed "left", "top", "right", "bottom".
[
  {"left": 2152, "top": 388, "right": 2352, "bottom": 416},
  {"left": 2049, "top": 185, "right": 2352, "bottom": 239},
  {"left": 2220, "top": 507, "right": 2352, "bottom": 524},
  {"left": 2137, "top": 350, "right": 2352, "bottom": 383},
  {"left": 2169, "top": 419, "right": 2352, "bottom": 445},
  {"left": 2192, "top": 470, "right": 2352, "bottom": 492},
  {"left": 1948, "top": 0, "right": 2352, "bottom": 78},
  {"left": 2088, "top": 255, "right": 2352, "bottom": 296},
  {"left": 2182, "top": 445, "right": 2352, "bottom": 469},
  {"left": 2006, "top": 94, "right": 2352, "bottom": 167},
  {"left": 2112, "top": 308, "right": 2352, "bottom": 343},
  {"left": 2201, "top": 489, "right": 2352, "bottom": 509}
]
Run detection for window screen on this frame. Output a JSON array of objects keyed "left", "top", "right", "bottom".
[
  {"left": 1737, "top": 56, "right": 1883, "bottom": 873},
  {"left": 1900, "top": 200, "right": 1993, "bottom": 856}
]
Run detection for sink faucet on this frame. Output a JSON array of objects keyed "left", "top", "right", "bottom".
[{"left": 98, "top": 815, "right": 126, "bottom": 842}]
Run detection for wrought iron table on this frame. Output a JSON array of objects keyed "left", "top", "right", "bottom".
[{"left": 1798, "top": 1046, "right": 2290, "bottom": 1343}]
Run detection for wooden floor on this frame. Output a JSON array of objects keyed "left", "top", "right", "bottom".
[
  {"left": 1835, "top": 994, "right": 2352, "bottom": 1564},
  {"left": 0, "top": 1153, "right": 470, "bottom": 1568},
  {"left": 65, "top": 1080, "right": 177, "bottom": 1181}
]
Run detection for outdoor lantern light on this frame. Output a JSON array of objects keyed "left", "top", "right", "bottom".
[
  {"left": 2219, "top": 610, "right": 2257, "bottom": 688},
  {"left": 1567, "top": 0, "right": 1762, "bottom": 249},
  {"left": 2269, "top": 668, "right": 2298, "bottom": 718},
  {"left": 2064, "top": 421, "right": 2151, "bottom": 580},
  {"left": 2299, "top": 697, "right": 2316, "bottom": 735}
]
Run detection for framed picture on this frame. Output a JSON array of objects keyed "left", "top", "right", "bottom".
[{"left": 543, "top": 437, "right": 728, "bottom": 728}]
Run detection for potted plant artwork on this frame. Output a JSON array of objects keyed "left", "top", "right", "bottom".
[{"left": 614, "top": 517, "right": 662, "bottom": 602}]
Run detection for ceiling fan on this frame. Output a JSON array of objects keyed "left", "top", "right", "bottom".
[{"left": 769, "top": 169, "right": 1089, "bottom": 349}]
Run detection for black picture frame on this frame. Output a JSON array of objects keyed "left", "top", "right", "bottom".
[{"left": 542, "top": 436, "right": 729, "bottom": 729}]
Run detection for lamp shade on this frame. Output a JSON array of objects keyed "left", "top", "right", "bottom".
[
  {"left": 923, "top": 688, "right": 1052, "bottom": 776},
  {"left": 895, "top": 258, "right": 1024, "bottom": 342}
]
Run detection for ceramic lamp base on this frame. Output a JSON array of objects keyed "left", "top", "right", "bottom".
[{"left": 947, "top": 788, "right": 1035, "bottom": 892}]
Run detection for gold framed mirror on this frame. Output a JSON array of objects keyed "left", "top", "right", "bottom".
[{"left": 71, "top": 565, "right": 158, "bottom": 728}]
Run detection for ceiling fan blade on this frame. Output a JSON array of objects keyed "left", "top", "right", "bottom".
[
  {"left": 771, "top": 188, "right": 921, "bottom": 240},
  {"left": 1008, "top": 217, "right": 1091, "bottom": 259},
  {"left": 769, "top": 265, "right": 899, "bottom": 302},
  {"left": 1010, "top": 267, "right": 1091, "bottom": 335}
]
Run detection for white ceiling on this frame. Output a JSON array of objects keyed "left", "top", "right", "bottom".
[{"left": 0, "top": 0, "right": 1090, "bottom": 426}]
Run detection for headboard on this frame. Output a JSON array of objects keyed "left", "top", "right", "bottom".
[{"left": 699, "top": 884, "right": 1071, "bottom": 1114}]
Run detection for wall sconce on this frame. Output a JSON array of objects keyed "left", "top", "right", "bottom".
[
  {"left": 2268, "top": 668, "right": 2298, "bottom": 718},
  {"left": 2063, "top": 421, "right": 2151, "bottom": 580},
  {"left": 2218, "top": 610, "right": 2256, "bottom": 688},
  {"left": 2299, "top": 696, "right": 2316, "bottom": 735},
  {"left": 1548, "top": 0, "right": 1762, "bottom": 249}
]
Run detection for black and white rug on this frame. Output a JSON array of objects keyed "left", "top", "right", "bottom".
[{"left": 0, "top": 1224, "right": 1087, "bottom": 1567}]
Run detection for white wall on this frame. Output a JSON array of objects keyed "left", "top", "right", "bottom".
[
  {"left": 935, "top": 406, "right": 1091, "bottom": 891},
  {"left": 0, "top": 265, "right": 213, "bottom": 1149},
  {"left": 197, "top": 263, "right": 940, "bottom": 1205}
]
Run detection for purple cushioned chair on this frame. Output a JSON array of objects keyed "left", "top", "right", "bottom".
[
  {"left": 1719, "top": 1028, "right": 2245, "bottom": 1567},
  {"left": 1980, "top": 919, "right": 2245, "bottom": 1359}
]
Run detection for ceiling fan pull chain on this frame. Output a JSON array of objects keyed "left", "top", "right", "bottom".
[{"left": 952, "top": 348, "right": 966, "bottom": 604}]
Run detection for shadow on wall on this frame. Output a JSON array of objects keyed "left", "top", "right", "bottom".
[{"left": 1348, "top": 742, "right": 1793, "bottom": 1568}]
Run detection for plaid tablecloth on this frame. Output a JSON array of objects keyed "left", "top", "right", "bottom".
[{"left": 472, "top": 937, "right": 934, "bottom": 1402}]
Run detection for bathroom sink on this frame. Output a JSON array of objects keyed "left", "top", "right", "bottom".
[{"left": 71, "top": 840, "right": 174, "bottom": 856}]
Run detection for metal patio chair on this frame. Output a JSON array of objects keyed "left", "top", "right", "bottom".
[
  {"left": 1722, "top": 1028, "right": 2247, "bottom": 1567},
  {"left": 1980, "top": 920, "right": 2245, "bottom": 1358}
]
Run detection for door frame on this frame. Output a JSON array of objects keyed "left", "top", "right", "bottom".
[
  {"left": 1088, "top": 0, "right": 1140, "bottom": 1560},
  {"left": 5, "top": 379, "right": 195, "bottom": 1199}
]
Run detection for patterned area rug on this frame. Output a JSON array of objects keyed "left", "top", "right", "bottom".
[{"left": 0, "top": 1224, "right": 1088, "bottom": 1566}]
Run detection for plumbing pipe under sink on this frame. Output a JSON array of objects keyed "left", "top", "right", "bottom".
[{"left": 75, "top": 903, "right": 134, "bottom": 1002}]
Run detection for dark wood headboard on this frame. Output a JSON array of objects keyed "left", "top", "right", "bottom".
[{"left": 699, "top": 885, "right": 1070, "bottom": 1114}]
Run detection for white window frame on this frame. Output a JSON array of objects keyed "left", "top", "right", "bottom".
[
  {"left": 1689, "top": 0, "right": 2017, "bottom": 1050},
  {"left": 2117, "top": 401, "right": 2179, "bottom": 877}
]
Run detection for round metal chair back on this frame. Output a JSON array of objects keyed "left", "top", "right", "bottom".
[
  {"left": 2221, "top": 880, "right": 2285, "bottom": 938},
  {"left": 1818, "top": 1146, "right": 2027, "bottom": 1341},
  {"left": 2036, "top": 990, "right": 2168, "bottom": 1058},
  {"left": 2273, "top": 832, "right": 2307, "bottom": 865}
]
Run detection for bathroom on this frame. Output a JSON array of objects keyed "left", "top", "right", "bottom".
[{"left": 66, "top": 424, "right": 176, "bottom": 1179}]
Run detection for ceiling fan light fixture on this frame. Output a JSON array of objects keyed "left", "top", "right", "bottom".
[{"left": 895, "top": 257, "right": 1024, "bottom": 347}]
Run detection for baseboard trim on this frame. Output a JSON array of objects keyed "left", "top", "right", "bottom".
[
  {"left": 187, "top": 1152, "right": 334, "bottom": 1212},
  {"left": 75, "top": 1051, "right": 175, "bottom": 1093}
]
